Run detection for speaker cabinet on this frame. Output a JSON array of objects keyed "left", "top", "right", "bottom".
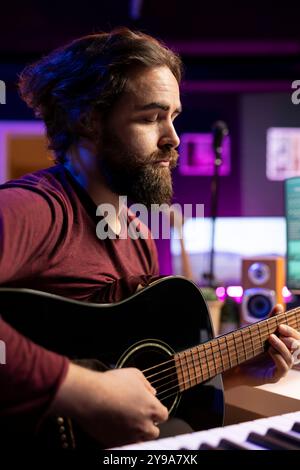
[{"left": 241, "top": 257, "right": 285, "bottom": 324}]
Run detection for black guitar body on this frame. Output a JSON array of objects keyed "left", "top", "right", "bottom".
[{"left": 1, "top": 276, "right": 224, "bottom": 446}]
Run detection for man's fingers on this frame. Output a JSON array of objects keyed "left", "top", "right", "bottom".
[
  {"left": 278, "top": 324, "right": 300, "bottom": 339},
  {"left": 139, "top": 423, "right": 161, "bottom": 442},
  {"left": 268, "top": 347, "right": 291, "bottom": 378},
  {"left": 143, "top": 378, "right": 157, "bottom": 395},
  {"left": 134, "top": 368, "right": 156, "bottom": 395},
  {"left": 269, "top": 334, "right": 294, "bottom": 369},
  {"left": 149, "top": 423, "right": 161, "bottom": 440},
  {"left": 153, "top": 403, "right": 169, "bottom": 424},
  {"left": 280, "top": 336, "right": 300, "bottom": 350},
  {"left": 142, "top": 375, "right": 169, "bottom": 422},
  {"left": 269, "top": 303, "right": 284, "bottom": 317}
]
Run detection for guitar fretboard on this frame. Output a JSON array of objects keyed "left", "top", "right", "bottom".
[{"left": 175, "top": 308, "right": 300, "bottom": 391}]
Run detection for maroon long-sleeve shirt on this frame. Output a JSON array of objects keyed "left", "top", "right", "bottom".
[{"left": 0, "top": 164, "right": 159, "bottom": 435}]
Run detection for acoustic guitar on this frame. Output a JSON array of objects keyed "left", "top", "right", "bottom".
[{"left": 1, "top": 276, "right": 299, "bottom": 449}]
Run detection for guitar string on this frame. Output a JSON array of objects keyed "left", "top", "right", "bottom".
[
  {"left": 147, "top": 317, "right": 299, "bottom": 393},
  {"left": 147, "top": 317, "right": 299, "bottom": 386},
  {"left": 142, "top": 312, "right": 298, "bottom": 378},
  {"left": 153, "top": 330, "right": 300, "bottom": 403},
  {"left": 152, "top": 339, "right": 282, "bottom": 399},
  {"left": 155, "top": 338, "right": 276, "bottom": 403},
  {"left": 142, "top": 308, "right": 300, "bottom": 377},
  {"left": 142, "top": 308, "right": 300, "bottom": 374},
  {"left": 142, "top": 317, "right": 300, "bottom": 393}
]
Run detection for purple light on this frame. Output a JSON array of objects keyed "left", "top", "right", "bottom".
[
  {"left": 227, "top": 286, "right": 244, "bottom": 298},
  {"left": 215, "top": 285, "right": 292, "bottom": 304},
  {"left": 282, "top": 286, "right": 293, "bottom": 302},
  {"left": 179, "top": 133, "right": 230, "bottom": 176},
  {"left": 129, "top": 0, "right": 143, "bottom": 20},
  {"left": 226, "top": 285, "right": 244, "bottom": 303},
  {"left": 216, "top": 286, "right": 226, "bottom": 300}
]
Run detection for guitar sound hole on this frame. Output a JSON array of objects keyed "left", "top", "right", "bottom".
[{"left": 119, "top": 343, "right": 179, "bottom": 413}]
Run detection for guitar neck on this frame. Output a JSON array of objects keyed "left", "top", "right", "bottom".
[{"left": 175, "top": 307, "right": 300, "bottom": 392}]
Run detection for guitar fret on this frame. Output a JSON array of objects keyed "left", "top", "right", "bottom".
[
  {"left": 183, "top": 351, "right": 191, "bottom": 389},
  {"left": 257, "top": 323, "right": 263, "bottom": 347},
  {"left": 232, "top": 333, "right": 238, "bottom": 364},
  {"left": 260, "top": 321, "right": 268, "bottom": 343},
  {"left": 210, "top": 341, "right": 217, "bottom": 376},
  {"left": 191, "top": 350, "right": 199, "bottom": 385},
  {"left": 178, "top": 353, "right": 186, "bottom": 391},
  {"left": 188, "top": 350, "right": 196, "bottom": 387},
  {"left": 249, "top": 327, "right": 255, "bottom": 357},
  {"left": 194, "top": 350, "right": 200, "bottom": 384},
  {"left": 286, "top": 313, "right": 293, "bottom": 329},
  {"left": 234, "top": 332, "right": 245, "bottom": 363},
  {"left": 192, "top": 350, "right": 202, "bottom": 384},
  {"left": 184, "top": 351, "right": 191, "bottom": 389},
  {"left": 240, "top": 330, "right": 247, "bottom": 360},
  {"left": 253, "top": 324, "right": 263, "bottom": 354},
  {"left": 243, "top": 329, "right": 252, "bottom": 360},
  {"left": 197, "top": 345, "right": 205, "bottom": 380},
  {"left": 217, "top": 338, "right": 225, "bottom": 372},
  {"left": 224, "top": 337, "right": 232, "bottom": 370},
  {"left": 196, "top": 349, "right": 203, "bottom": 383},
  {"left": 236, "top": 333, "right": 243, "bottom": 364},
  {"left": 227, "top": 334, "right": 236, "bottom": 366},
  {"left": 270, "top": 317, "right": 277, "bottom": 332},
  {"left": 240, "top": 331, "right": 247, "bottom": 362},
  {"left": 203, "top": 344, "right": 210, "bottom": 380},
  {"left": 224, "top": 336, "right": 232, "bottom": 369},
  {"left": 191, "top": 351, "right": 196, "bottom": 384},
  {"left": 217, "top": 337, "right": 224, "bottom": 372}
]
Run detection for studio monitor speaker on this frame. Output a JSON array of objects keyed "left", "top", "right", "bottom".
[{"left": 241, "top": 256, "right": 285, "bottom": 324}]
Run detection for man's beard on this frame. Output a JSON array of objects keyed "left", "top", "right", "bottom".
[{"left": 97, "top": 130, "right": 179, "bottom": 207}]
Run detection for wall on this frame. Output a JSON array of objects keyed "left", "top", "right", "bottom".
[
  {"left": 1, "top": 63, "right": 299, "bottom": 217},
  {"left": 240, "top": 92, "right": 300, "bottom": 216}
]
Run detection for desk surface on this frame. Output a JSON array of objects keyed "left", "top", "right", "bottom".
[
  {"left": 224, "top": 369, "right": 300, "bottom": 418},
  {"left": 256, "top": 368, "right": 300, "bottom": 400}
]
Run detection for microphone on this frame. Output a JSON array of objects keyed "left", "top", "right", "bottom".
[{"left": 212, "top": 120, "right": 229, "bottom": 165}]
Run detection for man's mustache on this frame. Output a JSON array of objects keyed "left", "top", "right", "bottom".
[{"left": 151, "top": 149, "right": 179, "bottom": 169}]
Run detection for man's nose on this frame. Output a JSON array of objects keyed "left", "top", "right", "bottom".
[{"left": 158, "top": 122, "right": 180, "bottom": 149}]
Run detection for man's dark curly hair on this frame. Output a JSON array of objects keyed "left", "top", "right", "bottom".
[{"left": 18, "top": 27, "right": 183, "bottom": 163}]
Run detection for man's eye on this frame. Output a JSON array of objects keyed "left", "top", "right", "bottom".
[{"left": 143, "top": 116, "right": 158, "bottom": 123}]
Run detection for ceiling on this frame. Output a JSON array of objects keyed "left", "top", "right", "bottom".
[
  {"left": 0, "top": 0, "right": 299, "bottom": 91},
  {"left": 1, "top": 0, "right": 300, "bottom": 58}
]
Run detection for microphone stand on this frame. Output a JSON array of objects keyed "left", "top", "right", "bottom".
[
  {"left": 207, "top": 148, "right": 223, "bottom": 288},
  {"left": 203, "top": 121, "right": 227, "bottom": 288}
]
